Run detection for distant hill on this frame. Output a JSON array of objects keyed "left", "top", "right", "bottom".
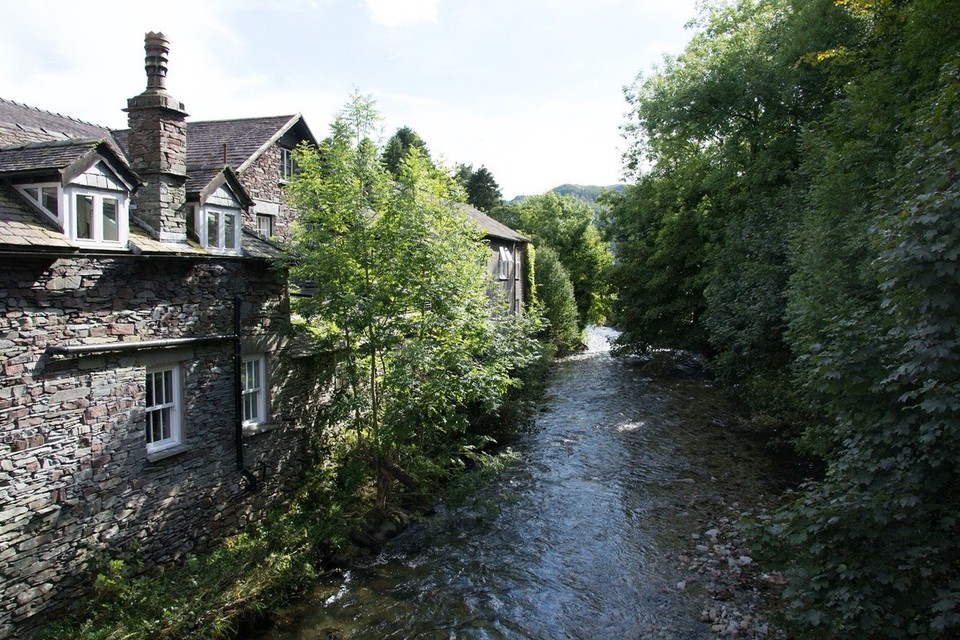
[{"left": 509, "top": 183, "right": 625, "bottom": 205}]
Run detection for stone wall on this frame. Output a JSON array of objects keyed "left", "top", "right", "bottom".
[
  {"left": 238, "top": 144, "right": 298, "bottom": 241},
  {"left": 0, "top": 255, "right": 332, "bottom": 638},
  {"left": 124, "top": 97, "right": 189, "bottom": 244}
]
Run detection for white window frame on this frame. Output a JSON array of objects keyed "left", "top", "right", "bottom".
[
  {"left": 15, "top": 183, "right": 128, "bottom": 247},
  {"left": 145, "top": 365, "right": 182, "bottom": 454},
  {"left": 497, "top": 246, "right": 514, "bottom": 280},
  {"left": 256, "top": 213, "right": 275, "bottom": 238},
  {"left": 280, "top": 147, "right": 296, "bottom": 180},
  {"left": 16, "top": 182, "right": 61, "bottom": 224},
  {"left": 196, "top": 205, "right": 241, "bottom": 255},
  {"left": 242, "top": 354, "right": 267, "bottom": 427}
]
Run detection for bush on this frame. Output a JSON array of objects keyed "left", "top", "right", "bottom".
[{"left": 533, "top": 246, "right": 582, "bottom": 354}]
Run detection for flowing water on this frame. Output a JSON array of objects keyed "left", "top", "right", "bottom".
[{"left": 249, "top": 327, "right": 794, "bottom": 639}]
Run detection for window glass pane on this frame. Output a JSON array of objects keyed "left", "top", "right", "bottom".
[
  {"left": 145, "top": 367, "right": 180, "bottom": 450},
  {"left": 102, "top": 198, "right": 119, "bottom": 241},
  {"left": 224, "top": 213, "right": 237, "bottom": 250},
  {"left": 76, "top": 194, "right": 94, "bottom": 239},
  {"left": 257, "top": 214, "right": 273, "bottom": 237},
  {"left": 244, "top": 393, "right": 257, "bottom": 422},
  {"left": 41, "top": 187, "right": 58, "bottom": 216},
  {"left": 145, "top": 372, "right": 154, "bottom": 406},
  {"left": 24, "top": 187, "right": 39, "bottom": 200},
  {"left": 281, "top": 148, "right": 295, "bottom": 178},
  {"left": 207, "top": 210, "right": 219, "bottom": 249}
]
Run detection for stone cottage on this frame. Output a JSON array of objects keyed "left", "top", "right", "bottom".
[{"left": 0, "top": 33, "right": 331, "bottom": 638}]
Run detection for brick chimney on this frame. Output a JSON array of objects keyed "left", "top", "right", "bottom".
[{"left": 124, "top": 32, "right": 189, "bottom": 243}]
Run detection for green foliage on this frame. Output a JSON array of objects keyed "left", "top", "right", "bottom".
[
  {"left": 284, "top": 94, "right": 540, "bottom": 506},
  {"left": 600, "top": 176, "right": 712, "bottom": 354},
  {"left": 611, "top": 0, "right": 960, "bottom": 635},
  {"left": 41, "top": 461, "right": 352, "bottom": 640},
  {"left": 382, "top": 126, "right": 431, "bottom": 177},
  {"left": 495, "top": 192, "right": 613, "bottom": 328},
  {"left": 763, "top": 53, "right": 960, "bottom": 640},
  {"left": 610, "top": 0, "right": 853, "bottom": 401},
  {"left": 457, "top": 164, "right": 503, "bottom": 212},
  {"left": 532, "top": 246, "right": 582, "bottom": 354}
]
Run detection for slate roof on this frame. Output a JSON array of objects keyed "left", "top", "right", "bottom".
[
  {"left": 114, "top": 114, "right": 312, "bottom": 197},
  {"left": 0, "top": 97, "right": 288, "bottom": 260},
  {"left": 0, "top": 137, "right": 100, "bottom": 172},
  {"left": 0, "top": 138, "right": 140, "bottom": 187},
  {"left": 0, "top": 97, "right": 111, "bottom": 147},
  {"left": 0, "top": 187, "right": 73, "bottom": 251},
  {"left": 182, "top": 115, "right": 301, "bottom": 171},
  {"left": 459, "top": 204, "right": 528, "bottom": 243}
]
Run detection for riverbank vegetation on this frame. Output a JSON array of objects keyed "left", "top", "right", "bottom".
[
  {"left": 603, "top": 0, "right": 960, "bottom": 636},
  {"left": 283, "top": 93, "right": 543, "bottom": 509},
  {"left": 489, "top": 190, "right": 616, "bottom": 353}
]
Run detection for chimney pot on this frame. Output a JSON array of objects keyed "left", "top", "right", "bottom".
[{"left": 144, "top": 32, "right": 171, "bottom": 92}]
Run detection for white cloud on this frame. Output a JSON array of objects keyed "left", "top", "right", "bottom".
[{"left": 366, "top": 0, "right": 439, "bottom": 27}]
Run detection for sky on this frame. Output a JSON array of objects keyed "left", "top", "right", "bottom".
[{"left": 0, "top": 0, "right": 700, "bottom": 199}]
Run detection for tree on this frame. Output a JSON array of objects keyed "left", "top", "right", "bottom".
[
  {"left": 758, "top": 1, "right": 960, "bottom": 636},
  {"left": 607, "top": 0, "right": 960, "bottom": 635},
  {"left": 533, "top": 246, "right": 581, "bottom": 354},
  {"left": 284, "top": 94, "right": 540, "bottom": 506},
  {"left": 609, "top": 0, "right": 854, "bottom": 417},
  {"left": 464, "top": 165, "right": 502, "bottom": 212},
  {"left": 382, "top": 126, "right": 431, "bottom": 177},
  {"left": 507, "top": 192, "right": 613, "bottom": 329}
]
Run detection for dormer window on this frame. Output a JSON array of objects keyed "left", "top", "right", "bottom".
[
  {"left": 19, "top": 184, "right": 59, "bottom": 219},
  {"left": 196, "top": 205, "right": 241, "bottom": 254},
  {"left": 280, "top": 147, "right": 297, "bottom": 180},
  {"left": 75, "top": 191, "right": 122, "bottom": 243},
  {"left": 16, "top": 179, "right": 129, "bottom": 248}
]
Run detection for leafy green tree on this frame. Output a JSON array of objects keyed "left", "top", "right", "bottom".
[
  {"left": 464, "top": 165, "right": 502, "bottom": 212},
  {"left": 532, "top": 246, "right": 581, "bottom": 354},
  {"left": 608, "top": 0, "right": 960, "bottom": 635},
  {"left": 600, "top": 175, "right": 711, "bottom": 353},
  {"left": 758, "top": 1, "right": 960, "bottom": 636},
  {"left": 382, "top": 126, "right": 431, "bottom": 177},
  {"left": 610, "top": 0, "right": 854, "bottom": 417},
  {"left": 284, "top": 94, "right": 540, "bottom": 506},
  {"left": 501, "top": 192, "right": 613, "bottom": 329}
]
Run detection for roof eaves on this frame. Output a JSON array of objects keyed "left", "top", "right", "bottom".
[
  {"left": 235, "top": 114, "right": 305, "bottom": 175},
  {"left": 196, "top": 165, "right": 253, "bottom": 208}
]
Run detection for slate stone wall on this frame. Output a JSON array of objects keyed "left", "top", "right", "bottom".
[
  {"left": 239, "top": 144, "right": 298, "bottom": 241},
  {"left": 124, "top": 101, "right": 189, "bottom": 243},
  {"left": 0, "top": 255, "right": 331, "bottom": 638}
]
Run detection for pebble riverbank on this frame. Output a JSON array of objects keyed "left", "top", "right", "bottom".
[{"left": 673, "top": 504, "right": 788, "bottom": 639}]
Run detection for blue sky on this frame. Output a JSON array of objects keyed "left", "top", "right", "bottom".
[{"left": 0, "top": 0, "right": 699, "bottom": 198}]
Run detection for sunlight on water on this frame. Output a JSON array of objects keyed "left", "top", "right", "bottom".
[{"left": 248, "top": 326, "right": 796, "bottom": 640}]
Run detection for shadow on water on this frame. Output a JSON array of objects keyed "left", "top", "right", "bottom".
[{"left": 247, "top": 327, "right": 799, "bottom": 640}]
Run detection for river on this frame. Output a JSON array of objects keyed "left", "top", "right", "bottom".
[{"left": 247, "top": 326, "right": 794, "bottom": 639}]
